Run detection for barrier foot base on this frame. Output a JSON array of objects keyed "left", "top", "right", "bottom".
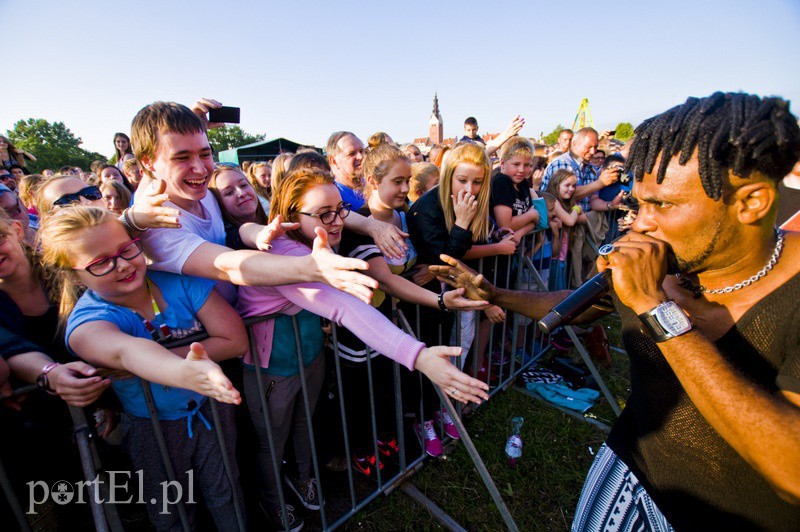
[{"left": 400, "top": 482, "right": 466, "bottom": 532}]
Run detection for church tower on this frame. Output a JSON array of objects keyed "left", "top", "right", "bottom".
[{"left": 428, "top": 92, "right": 443, "bottom": 144}]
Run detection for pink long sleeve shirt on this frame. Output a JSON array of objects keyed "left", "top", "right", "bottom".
[{"left": 235, "top": 236, "right": 424, "bottom": 371}]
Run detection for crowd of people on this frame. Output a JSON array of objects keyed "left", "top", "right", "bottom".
[{"left": 1, "top": 91, "right": 799, "bottom": 531}]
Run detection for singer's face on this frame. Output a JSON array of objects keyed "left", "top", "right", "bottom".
[{"left": 631, "top": 153, "right": 734, "bottom": 275}]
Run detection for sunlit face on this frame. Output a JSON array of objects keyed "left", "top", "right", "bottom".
[
  {"left": 124, "top": 165, "right": 142, "bottom": 187},
  {"left": 41, "top": 176, "right": 104, "bottom": 213},
  {"left": 115, "top": 136, "right": 130, "bottom": 153},
  {"left": 215, "top": 169, "right": 258, "bottom": 222},
  {"left": 590, "top": 152, "right": 606, "bottom": 167},
  {"left": 558, "top": 130, "right": 573, "bottom": 152},
  {"left": 631, "top": 154, "right": 735, "bottom": 274},
  {"left": 404, "top": 146, "right": 423, "bottom": 163},
  {"left": 331, "top": 134, "right": 364, "bottom": 186},
  {"left": 71, "top": 221, "right": 147, "bottom": 301},
  {"left": 450, "top": 162, "right": 485, "bottom": 199},
  {"left": 100, "top": 166, "right": 124, "bottom": 183},
  {"left": 0, "top": 192, "right": 28, "bottom": 228},
  {"left": 0, "top": 220, "right": 27, "bottom": 279},
  {"left": 371, "top": 159, "right": 411, "bottom": 210},
  {"left": 500, "top": 155, "right": 534, "bottom": 184},
  {"left": 558, "top": 175, "right": 577, "bottom": 200},
  {"left": 143, "top": 131, "right": 214, "bottom": 210},
  {"left": 297, "top": 184, "right": 346, "bottom": 247},
  {"left": 42, "top": 169, "right": 55, "bottom": 178},
  {"left": 253, "top": 165, "right": 271, "bottom": 189},
  {"left": 464, "top": 124, "right": 479, "bottom": 139},
  {"left": 573, "top": 132, "right": 598, "bottom": 161},
  {"left": 101, "top": 187, "right": 125, "bottom": 214}
]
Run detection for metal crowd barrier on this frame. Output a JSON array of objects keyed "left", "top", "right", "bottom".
[{"left": 1, "top": 215, "right": 626, "bottom": 531}]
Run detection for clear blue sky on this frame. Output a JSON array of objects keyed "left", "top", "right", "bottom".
[{"left": 4, "top": 0, "right": 800, "bottom": 157}]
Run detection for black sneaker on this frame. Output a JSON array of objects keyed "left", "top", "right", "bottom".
[
  {"left": 284, "top": 476, "right": 320, "bottom": 511},
  {"left": 262, "top": 502, "right": 304, "bottom": 532}
]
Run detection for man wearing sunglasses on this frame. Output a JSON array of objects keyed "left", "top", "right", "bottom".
[{"left": 130, "top": 100, "right": 379, "bottom": 303}]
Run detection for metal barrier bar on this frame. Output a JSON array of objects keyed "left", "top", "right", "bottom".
[
  {"left": 248, "top": 316, "right": 292, "bottom": 531},
  {"left": 564, "top": 326, "right": 622, "bottom": 417},
  {"left": 291, "top": 316, "right": 328, "bottom": 528},
  {"left": 207, "top": 399, "right": 247, "bottom": 531},
  {"left": 140, "top": 382, "right": 192, "bottom": 532},
  {"left": 0, "top": 455, "right": 31, "bottom": 532}
]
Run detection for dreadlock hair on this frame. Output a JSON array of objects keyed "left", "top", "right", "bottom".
[{"left": 627, "top": 92, "right": 800, "bottom": 200}]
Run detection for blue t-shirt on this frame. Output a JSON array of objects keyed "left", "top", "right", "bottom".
[
  {"left": 65, "top": 271, "right": 215, "bottom": 420},
  {"left": 335, "top": 181, "right": 365, "bottom": 210}
]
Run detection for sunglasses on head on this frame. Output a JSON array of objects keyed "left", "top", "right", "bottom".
[{"left": 53, "top": 186, "right": 102, "bottom": 207}]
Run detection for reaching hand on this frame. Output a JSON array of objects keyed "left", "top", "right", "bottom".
[
  {"left": 413, "top": 346, "right": 489, "bottom": 405},
  {"left": 49, "top": 362, "right": 113, "bottom": 408},
  {"left": 368, "top": 218, "right": 408, "bottom": 260},
  {"left": 310, "top": 227, "right": 377, "bottom": 304},
  {"left": 130, "top": 179, "right": 182, "bottom": 229},
  {"left": 499, "top": 115, "right": 525, "bottom": 141},
  {"left": 617, "top": 210, "right": 637, "bottom": 233},
  {"left": 484, "top": 305, "right": 506, "bottom": 323},
  {"left": 599, "top": 165, "right": 621, "bottom": 187},
  {"left": 410, "top": 264, "right": 435, "bottom": 286},
  {"left": 192, "top": 98, "right": 225, "bottom": 129},
  {"left": 182, "top": 343, "right": 241, "bottom": 405},
  {"left": 495, "top": 236, "right": 518, "bottom": 255},
  {"left": 255, "top": 215, "right": 299, "bottom": 251},
  {"left": 442, "top": 287, "right": 490, "bottom": 311},
  {"left": 531, "top": 168, "right": 544, "bottom": 190},
  {"left": 429, "top": 254, "right": 497, "bottom": 302},
  {"left": 452, "top": 189, "right": 478, "bottom": 229}
]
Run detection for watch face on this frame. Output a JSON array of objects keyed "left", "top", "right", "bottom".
[{"left": 655, "top": 301, "right": 692, "bottom": 335}]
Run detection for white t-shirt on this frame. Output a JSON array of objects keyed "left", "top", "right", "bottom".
[{"left": 140, "top": 192, "right": 237, "bottom": 303}]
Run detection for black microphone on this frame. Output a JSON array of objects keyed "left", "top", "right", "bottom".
[{"left": 537, "top": 271, "right": 610, "bottom": 333}]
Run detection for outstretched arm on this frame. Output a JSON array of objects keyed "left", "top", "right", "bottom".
[
  {"left": 183, "top": 228, "right": 377, "bottom": 304},
  {"left": 69, "top": 323, "right": 240, "bottom": 405}
]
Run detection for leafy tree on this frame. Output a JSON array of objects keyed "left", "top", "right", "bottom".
[
  {"left": 614, "top": 122, "right": 635, "bottom": 142},
  {"left": 207, "top": 126, "right": 265, "bottom": 155},
  {"left": 6, "top": 118, "right": 105, "bottom": 173},
  {"left": 542, "top": 124, "right": 566, "bottom": 146}
]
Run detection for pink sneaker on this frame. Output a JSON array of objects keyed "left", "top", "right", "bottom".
[
  {"left": 414, "top": 420, "right": 443, "bottom": 457},
  {"left": 434, "top": 409, "right": 460, "bottom": 440}
]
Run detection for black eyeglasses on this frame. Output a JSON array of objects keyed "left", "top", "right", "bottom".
[
  {"left": 298, "top": 202, "right": 351, "bottom": 225},
  {"left": 53, "top": 186, "right": 102, "bottom": 207},
  {"left": 74, "top": 239, "right": 144, "bottom": 277}
]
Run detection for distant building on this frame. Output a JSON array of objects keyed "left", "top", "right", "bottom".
[
  {"left": 429, "top": 93, "right": 443, "bottom": 144},
  {"left": 411, "top": 94, "right": 506, "bottom": 154}
]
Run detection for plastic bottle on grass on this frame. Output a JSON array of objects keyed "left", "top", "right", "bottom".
[{"left": 505, "top": 417, "right": 524, "bottom": 468}]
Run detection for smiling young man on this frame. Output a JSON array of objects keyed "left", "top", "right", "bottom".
[
  {"left": 433, "top": 92, "right": 800, "bottom": 530},
  {"left": 131, "top": 102, "right": 378, "bottom": 303}
]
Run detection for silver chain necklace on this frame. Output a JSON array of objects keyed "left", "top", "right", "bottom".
[{"left": 675, "top": 229, "right": 785, "bottom": 296}]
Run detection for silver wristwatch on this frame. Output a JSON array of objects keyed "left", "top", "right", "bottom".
[{"left": 638, "top": 301, "right": 693, "bottom": 342}]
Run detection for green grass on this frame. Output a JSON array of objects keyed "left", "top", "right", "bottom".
[{"left": 344, "top": 316, "right": 630, "bottom": 531}]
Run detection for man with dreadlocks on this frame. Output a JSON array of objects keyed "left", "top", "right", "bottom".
[{"left": 431, "top": 92, "right": 800, "bottom": 530}]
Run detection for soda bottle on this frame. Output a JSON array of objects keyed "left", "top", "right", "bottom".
[{"left": 505, "top": 417, "right": 524, "bottom": 468}]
